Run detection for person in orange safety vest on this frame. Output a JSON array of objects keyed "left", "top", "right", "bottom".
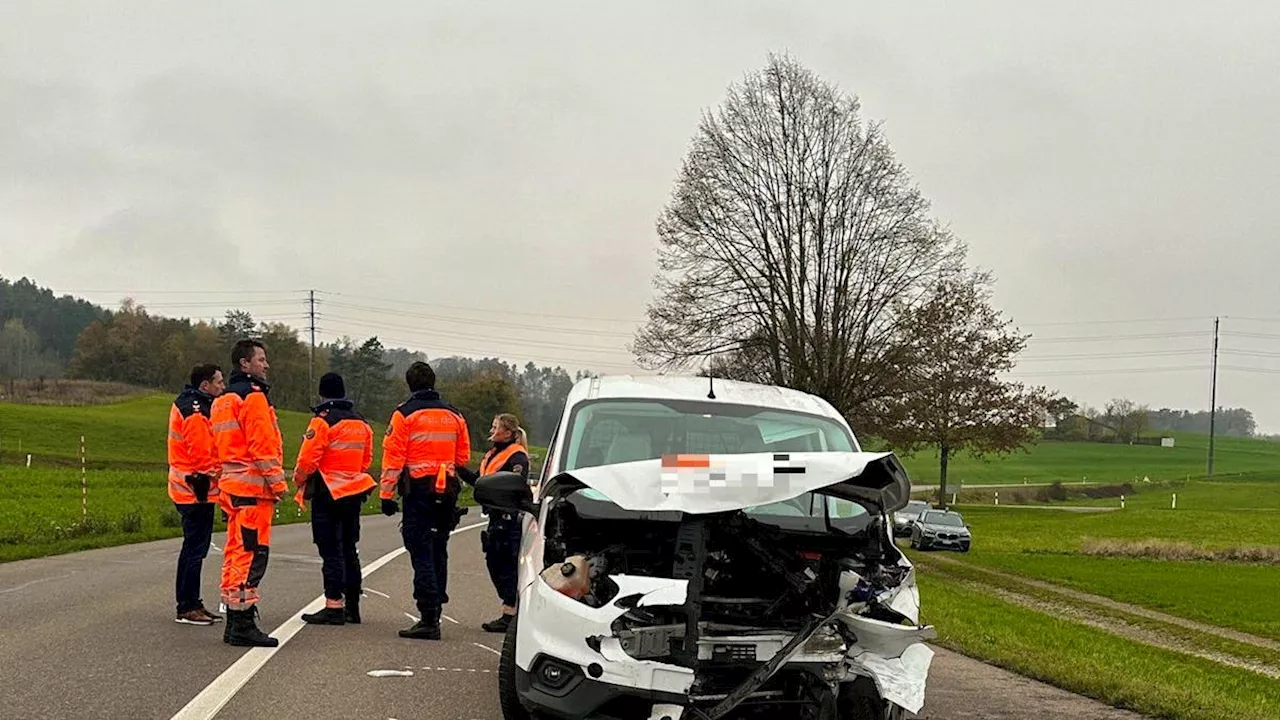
[
  {"left": 476, "top": 413, "right": 530, "bottom": 634},
  {"left": 380, "top": 361, "right": 474, "bottom": 640},
  {"left": 211, "top": 339, "right": 286, "bottom": 647},
  {"left": 293, "top": 372, "right": 376, "bottom": 626},
  {"left": 168, "top": 363, "right": 226, "bottom": 626}
]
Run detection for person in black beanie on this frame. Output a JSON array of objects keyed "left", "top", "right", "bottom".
[{"left": 292, "top": 372, "right": 377, "bottom": 625}]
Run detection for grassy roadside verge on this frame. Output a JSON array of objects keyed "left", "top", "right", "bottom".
[
  {"left": 914, "top": 553, "right": 1280, "bottom": 669},
  {"left": 0, "top": 467, "right": 479, "bottom": 563},
  {"left": 918, "top": 573, "right": 1280, "bottom": 720}
]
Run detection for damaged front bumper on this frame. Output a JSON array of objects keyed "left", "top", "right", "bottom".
[{"left": 514, "top": 571, "right": 936, "bottom": 719}]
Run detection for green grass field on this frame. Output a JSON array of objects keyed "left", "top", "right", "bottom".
[
  {"left": 905, "top": 471, "right": 1280, "bottom": 719},
  {"left": 0, "top": 395, "right": 336, "bottom": 469},
  {"left": 890, "top": 432, "right": 1280, "bottom": 486},
  {"left": 0, "top": 393, "right": 541, "bottom": 562},
  {"left": 918, "top": 574, "right": 1280, "bottom": 720},
  {"left": 910, "top": 480, "right": 1280, "bottom": 638}
]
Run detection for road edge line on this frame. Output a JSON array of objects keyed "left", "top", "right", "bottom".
[{"left": 170, "top": 520, "right": 486, "bottom": 720}]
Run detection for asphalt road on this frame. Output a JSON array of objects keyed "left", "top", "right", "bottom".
[{"left": 0, "top": 514, "right": 1145, "bottom": 720}]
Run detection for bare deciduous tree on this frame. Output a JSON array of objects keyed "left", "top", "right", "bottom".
[
  {"left": 878, "top": 273, "right": 1053, "bottom": 503},
  {"left": 1104, "top": 398, "right": 1150, "bottom": 443},
  {"left": 632, "top": 54, "right": 966, "bottom": 427}
]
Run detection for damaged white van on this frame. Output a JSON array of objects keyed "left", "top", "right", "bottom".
[{"left": 474, "top": 375, "right": 935, "bottom": 720}]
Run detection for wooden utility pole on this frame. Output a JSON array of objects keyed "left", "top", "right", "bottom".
[{"left": 1207, "top": 316, "right": 1219, "bottom": 477}]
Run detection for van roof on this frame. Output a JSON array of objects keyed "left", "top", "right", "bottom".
[{"left": 566, "top": 374, "right": 849, "bottom": 426}]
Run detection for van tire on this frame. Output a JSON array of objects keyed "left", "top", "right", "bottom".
[
  {"left": 499, "top": 614, "right": 533, "bottom": 720},
  {"left": 839, "top": 676, "right": 906, "bottom": 720}
]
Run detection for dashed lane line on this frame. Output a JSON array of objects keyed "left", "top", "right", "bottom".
[{"left": 170, "top": 521, "right": 485, "bottom": 720}]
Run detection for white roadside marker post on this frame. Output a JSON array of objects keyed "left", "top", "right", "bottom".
[{"left": 81, "top": 436, "right": 87, "bottom": 520}]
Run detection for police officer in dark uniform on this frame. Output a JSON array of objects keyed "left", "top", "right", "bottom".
[{"left": 476, "top": 413, "right": 530, "bottom": 633}]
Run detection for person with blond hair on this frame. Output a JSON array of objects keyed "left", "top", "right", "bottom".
[{"left": 476, "top": 413, "right": 529, "bottom": 633}]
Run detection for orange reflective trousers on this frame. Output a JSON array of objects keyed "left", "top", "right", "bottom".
[{"left": 219, "top": 496, "right": 274, "bottom": 610}]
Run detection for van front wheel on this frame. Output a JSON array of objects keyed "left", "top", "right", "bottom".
[
  {"left": 838, "top": 677, "right": 906, "bottom": 720},
  {"left": 499, "top": 614, "right": 537, "bottom": 720}
]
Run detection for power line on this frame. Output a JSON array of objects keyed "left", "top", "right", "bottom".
[
  {"left": 1006, "top": 365, "right": 1208, "bottom": 378},
  {"left": 347, "top": 333, "right": 641, "bottom": 372},
  {"left": 1221, "top": 365, "right": 1280, "bottom": 375},
  {"left": 321, "top": 314, "right": 637, "bottom": 358},
  {"left": 1221, "top": 330, "right": 1280, "bottom": 341},
  {"left": 320, "top": 300, "right": 636, "bottom": 338},
  {"left": 54, "top": 288, "right": 307, "bottom": 296},
  {"left": 1221, "top": 316, "right": 1280, "bottom": 324},
  {"left": 1017, "top": 315, "right": 1214, "bottom": 328},
  {"left": 117, "top": 300, "right": 306, "bottom": 310},
  {"left": 1220, "top": 348, "right": 1280, "bottom": 358},
  {"left": 1027, "top": 331, "right": 1212, "bottom": 344},
  {"left": 316, "top": 290, "right": 644, "bottom": 324},
  {"left": 1016, "top": 349, "right": 1205, "bottom": 362}
]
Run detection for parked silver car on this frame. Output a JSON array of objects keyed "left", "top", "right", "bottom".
[
  {"left": 909, "top": 509, "right": 972, "bottom": 552},
  {"left": 892, "top": 500, "right": 931, "bottom": 537}
]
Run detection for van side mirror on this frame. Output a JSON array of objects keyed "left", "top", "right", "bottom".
[{"left": 475, "top": 471, "right": 538, "bottom": 516}]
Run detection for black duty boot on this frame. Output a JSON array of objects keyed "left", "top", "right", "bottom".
[
  {"left": 398, "top": 608, "right": 441, "bottom": 640},
  {"left": 301, "top": 607, "right": 346, "bottom": 625},
  {"left": 481, "top": 614, "right": 513, "bottom": 634},
  {"left": 224, "top": 608, "right": 279, "bottom": 647},
  {"left": 344, "top": 591, "right": 361, "bottom": 624}
]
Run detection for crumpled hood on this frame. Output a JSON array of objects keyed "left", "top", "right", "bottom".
[{"left": 548, "top": 451, "right": 913, "bottom": 514}]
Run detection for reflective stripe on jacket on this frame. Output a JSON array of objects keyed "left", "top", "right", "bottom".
[
  {"left": 211, "top": 371, "right": 286, "bottom": 500},
  {"left": 380, "top": 389, "right": 471, "bottom": 500},
  {"left": 292, "top": 399, "right": 376, "bottom": 509},
  {"left": 167, "top": 386, "right": 221, "bottom": 504}
]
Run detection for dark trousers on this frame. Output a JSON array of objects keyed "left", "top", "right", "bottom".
[
  {"left": 401, "top": 487, "right": 457, "bottom": 617},
  {"left": 310, "top": 480, "right": 365, "bottom": 601},
  {"left": 175, "top": 502, "right": 214, "bottom": 613},
  {"left": 482, "top": 511, "right": 522, "bottom": 608}
]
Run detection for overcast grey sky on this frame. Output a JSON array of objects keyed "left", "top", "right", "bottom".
[{"left": 3, "top": 1, "right": 1279, "bottom": 430}]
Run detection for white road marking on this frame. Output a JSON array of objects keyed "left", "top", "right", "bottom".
[
  {"left": 169, "top": 521, "right": 485, "bottom": 720},
  {"left": 367, "top": 670, "right": 414, "bottom": 678},
  {"left": 365, "top": 588, "right": 390, "bottom": 599},
  {"left": 471, "top": 642, "right": 502, "bottom": 657},
  {"left": 442, "top": 614, "right": 460, "bottom": 625},
  {"left": 0, "top": 573, "right": 75, "bottom": 595},
  {"left": 403, "top": 612, "right": 419, "bottom": 623}
]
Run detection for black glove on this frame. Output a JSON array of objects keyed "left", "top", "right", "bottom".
[
  {"left": 456, "top": 465, "right": 479, "bottom": 486},
  {"left": 381, "top": 499, "right": 400, "bottom": 516},
  {"left": 189, "top": 473, "right": 212, "bottom": 504}
]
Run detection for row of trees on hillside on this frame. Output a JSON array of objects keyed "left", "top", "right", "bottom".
[
  {"left": 57, "top": 302, "right": 580, "bottom": 445},
  {"left": 1, "top": 277, "right": 111, "bottom": 368},
  {"left": 1050, "top": 398, "right": 1257, "bottom": 442},
  {"left": 1, "top": 277, "right": 114, "bottom": 383},
  {"left": 631, "top": 53, "right": 1056, "bottom": 492},
  {"left": 1148, "top": 407, "right": 1256, "bottom": 437}
]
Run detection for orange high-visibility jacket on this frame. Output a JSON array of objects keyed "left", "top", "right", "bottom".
[
  {"left": 479, "top": 443, "right": 528, "bottom": 478},
  {"left": 380, "top": 389, "right": 471, "bottom": 499},
  {"left": 167, "top": 385, "right": 221, "bottom": 504},
  {"left": 292, "top": 399, "right": 375, "bottom": 509},
  {"left": 211, "top": 371, "right": 286, "bottom": 500}
]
